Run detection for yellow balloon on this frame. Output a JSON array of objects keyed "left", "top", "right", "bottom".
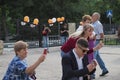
[
  {"left": 24, "top": 16, "right": 29, "bottom": 22},
  {"left": 33, "top": 18, "right": 39, "bottom": 25}
]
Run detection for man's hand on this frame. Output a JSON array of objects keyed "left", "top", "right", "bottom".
[{"left": 87, "top": 60, "right": 97, "bottom": 72}]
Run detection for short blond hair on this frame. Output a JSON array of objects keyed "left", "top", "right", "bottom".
[
  {"left": 14, "top": 41, "right": 28, "bottom": 54},
  {"left": 82, "top": 15, "right": 92, "bottom": 22}
]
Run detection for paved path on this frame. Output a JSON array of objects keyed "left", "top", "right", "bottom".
[{"left": 0, "top": 46, "right": 120, "bottom": 80}]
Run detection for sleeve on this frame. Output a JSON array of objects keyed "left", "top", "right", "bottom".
[
  {"left": 61, "top": 38, "right": 76, "bottom": 53},
  {"left": 62, "top": 55, "right": 89, "bottom": 79},
  {"left": 97, "top": 23, "right": 104, "bottom": 34}
]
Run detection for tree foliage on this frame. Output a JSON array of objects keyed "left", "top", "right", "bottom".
[{"left": 0, "top": 0, "right": 120, "bottom": 40}]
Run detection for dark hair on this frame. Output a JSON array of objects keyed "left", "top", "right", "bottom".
[{"left": 76, "top": 38, "right": 88, "bottom": 48}]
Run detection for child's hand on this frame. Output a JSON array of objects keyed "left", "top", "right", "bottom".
[{"left": 39, "top": 54, "right": 46, "bottom": 63}]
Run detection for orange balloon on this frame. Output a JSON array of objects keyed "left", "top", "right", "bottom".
[
  {"left": 57, "top": 18, "right": 61, "bottom": 22},
  {"left": 48, "top": 19, "right": 53, "bottom": 24},
  {"left": 24, "top": 16, "right": 29, "bottom": 22},
  {"left": 33, "top": 18, "right": 39, "bottom": 25},
  {"left": 61, "top": 17, "right": 65, "bottom": 21}
]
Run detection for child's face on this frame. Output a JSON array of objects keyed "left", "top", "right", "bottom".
[{"left": 17, "top": 48, "right": 28, "bottom": 59}]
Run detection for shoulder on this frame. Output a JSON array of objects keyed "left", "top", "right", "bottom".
[
  {"left": 62, "top": 50, "right": 73, "bottom": 59},
  {"left": 97, "top": 21, "right": 103, "bottom": 26},
  {"left": 13, "top": 57, "right": 27, "bottom": 67}
]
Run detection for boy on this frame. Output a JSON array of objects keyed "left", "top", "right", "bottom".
[{"left": 3, "top": 41, "right": 46, "bottom": 80}]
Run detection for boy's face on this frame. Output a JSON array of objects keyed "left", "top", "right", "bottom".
[{"left": 17, "top": 48, "right": 28, "bottom": 59}]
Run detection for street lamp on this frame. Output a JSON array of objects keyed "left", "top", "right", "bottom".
[
  {"left": 48, "top": 19, "right": 53, "bottom": 26},
  {"left": 57, "top": 17, "right": 65, "bottom": 35},
  {"left": 32, "top": 18, "right": 42, "bottom": 47},
  {"left": 20, "top": 16, "right": 42, "bottom": 47},
  {"left": 21, "top": 16, "right": 30, "bottom": 26}
]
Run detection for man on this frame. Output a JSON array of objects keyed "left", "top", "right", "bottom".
[
  {"left": 92, "top": 12, "right": 109, "bottom": 77},
  {"left": 60, "top": 23, "right": 69, "bottom": 45},
  {"left": 42, "top": 24, "right": 51, "bottom": 52},
  {"left": 62, "top": 38, "right": 97, "bottom": 80}
]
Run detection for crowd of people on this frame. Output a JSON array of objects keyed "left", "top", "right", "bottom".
[
  {"left": 2, "top": 12, "right": 109, "bottom": 80},
  {"left": 61, "top": 12, "right": 109, "bottom": 80}
]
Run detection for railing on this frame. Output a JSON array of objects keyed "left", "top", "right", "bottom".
[
  {"left": 104, "top": 38, "right": 120, "bottom": 45},
  {"left": 4, "top": 35, "right": 120, "bottom": 48},
  {"left": 48, "top": 35, "right": 61, "bottom": 47}
]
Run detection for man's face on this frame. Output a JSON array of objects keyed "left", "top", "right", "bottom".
[{"left": 92, "top": 15, "right": 98, "bottom": 22}]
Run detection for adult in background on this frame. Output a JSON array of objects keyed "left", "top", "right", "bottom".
[
  {"left": 42, "top": 24, "right": 51, "bottom": 52},
  {"left": 62, "top": 38, "right": 97, "bottom": 80},
  {"left": 92, "top": 12, "right": 109, "bottom": 77},
  {"left": 60, "top": 23, "right": 69, "bottom": 45}
]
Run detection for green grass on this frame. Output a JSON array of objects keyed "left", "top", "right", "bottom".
[{"left": 104, "top": 38, "right": 120, "bottom": 45}]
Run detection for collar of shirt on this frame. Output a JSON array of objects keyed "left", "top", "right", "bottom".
[
  {"left": 92, "top": 20, "right": 99, "bottom": 25},
  {"left": 73, "top": 49, "right": 83, "bottom": 80}
]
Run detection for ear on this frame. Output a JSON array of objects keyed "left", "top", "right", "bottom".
[{"left": 75, "top": 44, "right": 79, "bottom": 49}]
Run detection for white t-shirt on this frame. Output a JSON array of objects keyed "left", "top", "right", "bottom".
[
  {"left": 76, "top": 25, "right": 83, "bottom": 32},
  {"left": 76, "top": 25, "right": 96, "bottom": 37}
]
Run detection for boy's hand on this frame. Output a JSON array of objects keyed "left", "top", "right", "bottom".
[{"left": 39, "top": 54, "right": 46, "bottom": 63}]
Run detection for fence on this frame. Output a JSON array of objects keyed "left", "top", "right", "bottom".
[
  {"left": 4, "top": 35, "right": 120, "bottom": 48},
  {"left": 48, "top": 35, "right": 61, "bottom": 47},
  {"left": 103, "top": 24, "right": 119, "bottom": 35},
  {"left": 104, "top": 38, "right": 120, "bottom": 45},
  {"left": 48, "top": 35, "right": 120, "bottom": 46},
  {"left": 3, "top": 23, "right": 120, "bottom": 48}
]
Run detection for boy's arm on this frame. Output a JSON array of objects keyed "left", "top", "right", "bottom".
[{"left": 25, "top": 54, "right": 45, "bottom": 74}]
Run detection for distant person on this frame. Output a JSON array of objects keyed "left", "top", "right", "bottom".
[
  {"left": 60, "top": 23, "right": 69, "bottom": 45},
  {"left": 62, "top": 38, "right": 97, "bottom": 80},
  {"left": 76, "top": 15, "right": 92, "bottom": 32},
  {"left": 117, "top": 27, "right": 120, "bottom": 39},
  {"left": 117, "top": 27, "right": 120, "bottom": 43},
  {"left": 92, "top": 12, "right": 109, "bottom": 77},
  {"left": 42, "top": 24, "right": 51, "bottom": 52},
  {"left": 3, "top": 41, "right": 46, "bottom": 80}
]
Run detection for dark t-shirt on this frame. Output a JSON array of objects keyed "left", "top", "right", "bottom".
[{"left": 60, "top": 27, "right": 69, "bottom": 36}]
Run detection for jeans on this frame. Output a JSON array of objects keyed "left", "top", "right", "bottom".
[
  {"left": 94, "top": 40, "right": 108, "bottom": 73},
  {"left": 42, "top": 36, "right": 49, "bottom": 51},
  {"left": 60, "top": 36, "right": 68, "bottom": 45}
]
